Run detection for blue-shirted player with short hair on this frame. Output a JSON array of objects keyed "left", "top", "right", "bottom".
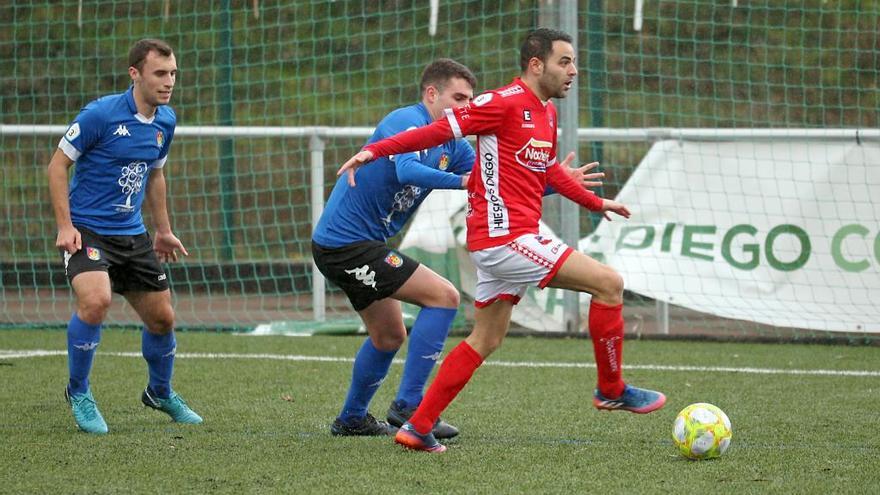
[
  {"left": 47, "top": 38, "right": 202, "bottom": 434},
  {"left": 312, "top": 58, "right": 476, "bottom": 439},
  {"left": 312, "top": 59, "right": 604, "bottom": 438}
]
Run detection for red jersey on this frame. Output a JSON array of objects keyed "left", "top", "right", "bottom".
[{"left": 364, "top": 77, "right": 602, "bottom": 251}]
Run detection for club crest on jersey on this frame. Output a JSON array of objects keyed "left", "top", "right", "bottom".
[
  {"left": 86, "top": 247, "right": 101, "bottom": 261},
  {"left": 438, "top": 153, "right": 449, "bottom": 171},
  {"left": 384, "top": 252, "right": 403, "bottom": 268},
  {"left": 515, "top": 138, "right": 553, "bottom": 171},
  {"left": 156, "top": 131, "right": 164, "bottom": 148}
]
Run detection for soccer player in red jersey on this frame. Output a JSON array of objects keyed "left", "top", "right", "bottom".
[{"left": 338, "top": 28, "right": 666, "bottom": 453}]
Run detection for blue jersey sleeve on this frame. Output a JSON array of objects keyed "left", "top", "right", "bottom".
[
  {"left": 446, "top": 139, "right": 476, "bottom": 176},
  {"left": 58, "top": 101, "right": 104, "bottom": 161},
  {"left": 395, "top": 152, "right": 463, "bottom": 190}
]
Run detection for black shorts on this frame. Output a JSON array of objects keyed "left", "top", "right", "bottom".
[
  {"left": 311, "top": 240, "right": 419, "bottom": 311},
  {"left": 63, "top": 225, "right": 170, "bottom": 294}
]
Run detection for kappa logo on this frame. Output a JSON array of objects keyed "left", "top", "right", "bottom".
[
  {"left": 345, "top": 264, "right": 377, "bottom": 290},
  {"left": 158, "top": 273, "right": 167, "bottom": 281},
  {"left": 515, "top": 138, "right": 553, "bottom": 171},
  {"left": 421, "top": 351, "right": 442, "bottom": 361},
  {"left": 73, "top": 342, "right": 99, "bottom": 351},
  {"left": 113, "top": 124, "right": 131, "bottom": 137}
]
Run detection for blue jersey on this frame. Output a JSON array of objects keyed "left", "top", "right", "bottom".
[
  {"left": 58, "top": 87, "right": 175, "bottom": 235},
  {"left": 313, "top": 102, "right": 475, "bottom": 247}
]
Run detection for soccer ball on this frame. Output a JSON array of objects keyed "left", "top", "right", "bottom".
[{"left": 672, "top": 403, "right": 732, "bottom": 460}]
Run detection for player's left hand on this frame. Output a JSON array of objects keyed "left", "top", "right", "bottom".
[
  {"left": 336, "top": 150, "right": 376, "bottom": 187},
  {"left": 153, "top": 231, "right": 189, "bottom": 263},
  {"left": 560, "top": 152, "right": 604, "bottom": 189}
]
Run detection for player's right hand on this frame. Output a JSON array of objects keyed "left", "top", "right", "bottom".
[
  {"left": 56, "top": 225, "right": 82, "bottom": 255},
  {"left": 600, "top": 199, "right": 631, "bottom": 221},
  {"left": 336, "top": 150, "right": 375, "bottom": 187}
]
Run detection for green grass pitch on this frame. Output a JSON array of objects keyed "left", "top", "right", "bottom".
[{"left": 1, "top": 329, "right": 878, "bottom": 494}]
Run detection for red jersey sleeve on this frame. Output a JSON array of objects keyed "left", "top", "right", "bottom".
[{"left": 363, "top": 119, "right": 454, "bottom": 159}]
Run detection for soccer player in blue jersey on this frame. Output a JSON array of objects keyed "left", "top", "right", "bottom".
[
  {"left": 47, "top": 39, "right": 202, "bottom": 434},
  {"left": 312, "top": 59, "right": 604, "bottom": 439},
  {"left": 312, "top": 59, "right": 476, "bottom": 438}
]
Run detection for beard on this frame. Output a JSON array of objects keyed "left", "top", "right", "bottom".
[{"left": 540, "top": 78, "right": 569, "bottom": 99}]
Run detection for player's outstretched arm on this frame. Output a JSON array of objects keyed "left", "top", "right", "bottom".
[
  {"left": 47, "top": 149, "right": 81, "bottom": 254},
  {"left": 337, "top": 118, "right": 456, "bottom": 187}
]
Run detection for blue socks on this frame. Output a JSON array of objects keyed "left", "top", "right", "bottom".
[
  {"left": 142, "top": 329, "right": 176, "bottom": 399},
  {"left": 339, "top": 338, "right": 396, "bottom": 423},
  {"left": 67, "top": 313, "right": 102, "bottom": 396},
  {"left": 395, "top": 306, "right": 457, "bottom": 408}
]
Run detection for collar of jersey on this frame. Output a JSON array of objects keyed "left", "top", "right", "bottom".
[{"left": 125, "top": 86, "right": 157, "bottom": 124}]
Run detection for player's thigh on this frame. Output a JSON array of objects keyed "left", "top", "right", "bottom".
[
  {"left": 391, "top": 264, "right": 459, "bottom": 309},
  {"left": 357, "top": 298, "right": 406, "bottom": 351},
  {"left": 547, "top": 251, "right": 624, "bottom": 305},
  {"left": 70, "top": 271, "right": 113, "bottom": 321},
  {"left": 465, "top": 299, "right": 515, "bottom": 358},
  {"left": 124, "top": 290, "right": 174, "bottom": 333}
]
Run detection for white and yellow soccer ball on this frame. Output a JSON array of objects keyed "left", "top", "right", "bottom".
[{"left": 672, "top": 403, "right": 732, "bottom": 460}]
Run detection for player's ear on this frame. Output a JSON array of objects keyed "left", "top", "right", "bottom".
[
  {"left": 529, "top": 57, "right": 544, "bottom": 75},
  {"left": 424, "top": 85, "right": 437, "bottom": 103},
  {"left": 128, "top": 66, "right": 139, "bottom": 82}
]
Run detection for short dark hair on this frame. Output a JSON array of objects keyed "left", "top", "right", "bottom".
[
  {"left": 519, "top": 28, "right": 573, "bottom": 72},
  {"left": 420, "top": 58, "right": 477, "bottom": 93},
  {"left": 129, "top": 38, "right": 174, "bottom": 72}
]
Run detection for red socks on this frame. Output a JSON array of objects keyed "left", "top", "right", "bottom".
[
  {"left": 409, "top": 341, "right": 484, "bottom": 435},
  {"left": 588, "top": 301, "right": 626, "bottom": 399}
]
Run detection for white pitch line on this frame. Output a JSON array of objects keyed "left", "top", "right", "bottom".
[{"left": 1, "top": 349, "right": 878, "bottom": 377}]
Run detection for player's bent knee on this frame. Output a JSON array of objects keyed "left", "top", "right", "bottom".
[
  {"left": 438, "top": 282, "right": 460, "bottom": 308},
  {"left": 467, "top": 332, "right": 504, "bottom": 357},
  {"left": 370, "top": 332, "right": 405, "bottom": 352},
  {"left": 595, "top": 270, "right": 625, "bottom": 305},
  {"left": 146, "top": 308, "right": 175, "bottom": 334}
]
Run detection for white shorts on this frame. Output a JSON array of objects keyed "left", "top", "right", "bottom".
[{"left": 469, "top": 233, "right": 574, "bottom": 308}]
